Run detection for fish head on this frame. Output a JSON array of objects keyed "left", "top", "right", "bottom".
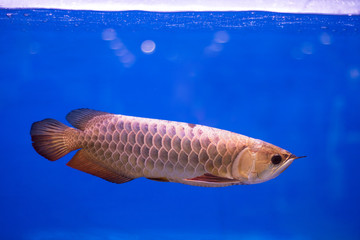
[{"left": 232, "top": 140, "right": 301, "bottom": 184}]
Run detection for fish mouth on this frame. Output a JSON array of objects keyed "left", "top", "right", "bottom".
[
  {"left": 275, "top": 159, "right": 293, "bottom": 175},
  {"left": 270, "top": 156, "right": 298, "bottom": 179},
  {"left": 272, "top": 155, "right": 306, "bottom": 178},
  {"left": 290, "top": 154, "right": 306, "bottom": 160}
]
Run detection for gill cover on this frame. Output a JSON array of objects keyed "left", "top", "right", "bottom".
[
  {"left": 231, "top": 146, "right": 285, "bottom": 184},
  {"left": 232, "top": 147, "right": 255, "bottom": 183}
]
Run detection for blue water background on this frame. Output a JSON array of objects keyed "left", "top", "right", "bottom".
[{"left": 1, "top": 9, "right": 360, "bottom": 239}]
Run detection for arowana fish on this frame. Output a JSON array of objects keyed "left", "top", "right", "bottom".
[{"left": 30, "top": 108, "right": 302, "bottom": 187}]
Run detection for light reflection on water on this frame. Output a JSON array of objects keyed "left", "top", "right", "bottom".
[
  {"left": 141, "top": 40, "right": 156, "bottom": 54},
  {"left": 102, "top": 28, "right": 136, "bottom": 67}
]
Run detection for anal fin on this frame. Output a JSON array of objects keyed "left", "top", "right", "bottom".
[
  {"left": 147, "top": 177, "right": 170, "bottom": 182},
  {"left": 67, "top": 149, "right": 133, "bottom": 184}
]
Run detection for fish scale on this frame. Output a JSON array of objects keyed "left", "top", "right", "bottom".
[
  {"left": 79, "top": 115, "right": 240, "bottom": 180},
  {"left": 30, "top": 108, "right": 299, "bottom": 187}
]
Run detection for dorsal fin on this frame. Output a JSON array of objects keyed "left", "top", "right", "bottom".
[{"left": 66, "top": 108, "right": 112, "bottom": 130}]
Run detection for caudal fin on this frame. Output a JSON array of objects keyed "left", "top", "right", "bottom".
[{"left": 30, "top": 119, "right": 79, "bottom": 161}]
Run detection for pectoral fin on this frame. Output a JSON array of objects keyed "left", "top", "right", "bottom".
[
  {"left": 186, "top": 173, "right": 238, "bottom": 183},
  {"left": 182, "top": 173, "right": 242, "bottom": 187}
]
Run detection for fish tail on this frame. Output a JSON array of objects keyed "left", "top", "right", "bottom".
[{"left": 30, "top": 118, "right": 81, "bottom": 161}]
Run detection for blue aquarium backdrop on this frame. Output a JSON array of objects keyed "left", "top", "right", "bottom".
[{"left": 0, "top": 7, "right": 360, "bottom": 240}]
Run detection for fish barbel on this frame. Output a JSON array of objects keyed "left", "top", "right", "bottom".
[{"left": 30, "top": 109, "right": 300, "bottom": 187}]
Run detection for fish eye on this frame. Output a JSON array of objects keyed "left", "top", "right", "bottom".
[{"left": 271, "top": 154, "right": 282, "bottom": 165}]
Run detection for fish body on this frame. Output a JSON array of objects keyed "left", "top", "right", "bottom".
[{"left": 30, "top": 109, "right": 298, "bottom": 187}]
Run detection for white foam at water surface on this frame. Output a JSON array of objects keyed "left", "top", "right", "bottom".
[{"left": 1, "top": 0, "right": 359, "bottom": 15}]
